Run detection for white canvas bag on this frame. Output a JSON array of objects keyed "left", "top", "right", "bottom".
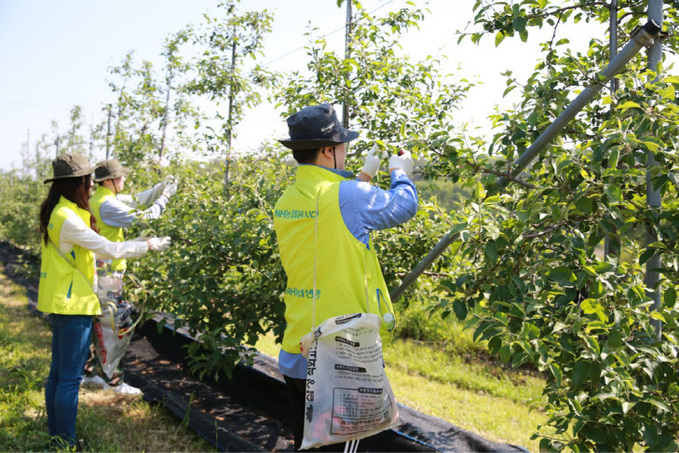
[
  {"left": 300, "top": 313, "right": 399, "bottom": 450},
  {"left": 92, "top": 275, "right": 136, "bottom": 379},
  {"left": 299, "top": 197, "right": 399, "bottom": 450}
]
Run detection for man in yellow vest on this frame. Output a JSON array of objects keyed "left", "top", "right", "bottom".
[
  {"left": 273, "top": 104, "right": 418, "bottom": 450},
  {"left": 83, "top": 159, "right": 178, "bottom": 394}
]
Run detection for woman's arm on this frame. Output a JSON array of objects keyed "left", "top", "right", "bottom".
[{"left": 59, "top": 214, "right": 149, "bottom": 259}]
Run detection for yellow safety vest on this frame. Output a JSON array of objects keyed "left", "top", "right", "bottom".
[
  {"left": 37, "top": 196, "right": 100, "bottom": 315},
  {"left": 90, "top": 185, "right": 126, "bottom": 271},
  {"left": 273, "top": 165, "right": 395, "bottom": 354}
]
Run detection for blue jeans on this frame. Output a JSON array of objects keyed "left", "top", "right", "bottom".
[{"left": 45, "top": 314, "right": 92, "bottom": 446}]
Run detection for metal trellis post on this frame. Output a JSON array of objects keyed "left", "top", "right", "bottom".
[
  {"left": 605, "top": 0, "right": 619, "bottom": 257},
  {"left": 646, "top": 0, "right": 664, "bottom": 337},
  {"left": 342, "top": 0, "right": 352, "bottom": 129},
  {"left": 106, "top": 105, "right": 112, "bottom": 160}
]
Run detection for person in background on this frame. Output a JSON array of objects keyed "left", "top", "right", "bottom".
[
  {"left": 82, "top": 159, "right": 178, "bottom": 394},
  {"left": 38, "top": 153, "right": 171, "bottom": 450},
  {"left": 273, "top": 104, "right": 418, "bottom": 451}
]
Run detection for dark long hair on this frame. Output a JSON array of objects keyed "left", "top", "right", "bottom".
[{"left": 39, "top": 175, "right": 98, "bottom": 245}]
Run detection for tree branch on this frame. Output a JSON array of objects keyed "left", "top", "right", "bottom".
[
  {"left": 479, "top": 167, "right": 536, "bottom": 189},
  {"left": 395, "top": 271, "right": 449, "bottom": 278},
  {"left": 525, "top": 2, "right": 610, "bottom": 21}
]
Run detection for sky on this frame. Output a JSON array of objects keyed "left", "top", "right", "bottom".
[{"left": 0, "top": 0, "right": 662, "bottom": 172}]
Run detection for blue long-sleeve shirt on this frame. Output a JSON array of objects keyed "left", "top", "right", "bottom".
[{"left": 278, "top": 166, "right": 418, "bottom": 379}]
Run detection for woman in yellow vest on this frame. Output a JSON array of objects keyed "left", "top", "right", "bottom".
[
  {"left": 274, "top": 104, "right": 418, "bottom": 451},
  {"left": 83, "top": 159, "right": 177, "bottom": 394},
  {"left": 38, "top": 153, "right": 171, "bottom": 450}
]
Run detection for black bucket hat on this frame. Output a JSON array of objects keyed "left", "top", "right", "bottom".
[
  {"left": 94, "top": 159, "right": 130, "bottom": 182},
  {"left": 43, "top": 153, "right": 97, "bottom": 184},
  {"left": 278, "top": 104, "right": 359, "bottom": 150}
]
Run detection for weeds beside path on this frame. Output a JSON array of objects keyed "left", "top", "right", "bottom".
[
  {"left": 0, "top": 266, "right": 217, "bottom": 452},
  {"left": 385, "top": 340, "right": 547, "bottom": 451}
]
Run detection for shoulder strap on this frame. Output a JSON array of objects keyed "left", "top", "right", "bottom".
[{"left": 48, "top": 237, "right": 96, "bottom": 294}]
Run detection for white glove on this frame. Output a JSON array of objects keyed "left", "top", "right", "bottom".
[
  {"left": 162, "top": 182, "right": 178, "bottom": 199},
  {"left": 164, "top": 175, "right": 176, "bottom": 185},
  {"left": 147, "top": 236, "right": 171, "bottom": 252},
  {"left": 360, "top": 143, "right": 383, "bottom": 180},
  {"left": 389, "top": 149, "right": 414, "bottom": 177},
  {"left": 136, "top": 182, "right": 164, "bottom": 207}
]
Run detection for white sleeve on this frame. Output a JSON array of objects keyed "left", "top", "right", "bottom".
[
  {"left": 136, "top": 182, "right": 165, "bottom": 208},
  {"left": 115, "top": 194, "right": 135, "bottom": 206},
  {"left": 59, "top": 215, "right": 150, "bottom": 259}
]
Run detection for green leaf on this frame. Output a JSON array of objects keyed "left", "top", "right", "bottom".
[
  {"left": 522, "top": 322, "right": 540, "bottom": 340},
  {"left": 499, "top": 344, "right": 512, "bottom": 363},
  {"left": 585, "top": 321, "right": 609, "bottom": 332},
  {"left": 607, "top": 329, "right": 623, "bottom": 348},
  {"left": 581, "top": 422, "right": 608, "bottom": 445},
  {"left": 512, "top": 15, "right": 527, "bottom": 33},
  {"left": 449, "top": 222, "right": 468, "bottom": 236},
  {"left": 593, "top": 262, "right": 614, "bottom": 274},
  {"left": 622, "top": 401, "right": 635, "bottom": 414},
  {"left": 547, "top": 267, "right": 576, "bottom": 287},
  {"left": 494, "top": 31, "right": 505, "bottom": 47},
  {"left": 618, "top": 101, "right": 641, "bottom": 110},
  {"left": 572, "top": 318, "right": 582, "bottom": 335},
  {"left": 549, "top": 362, "right": 563, "bottom": 387},
  {"left": 582, "top": 334, "right": 601, "bottom": 356},
  {"left": 644, "top": 422, "right": 659, "bottom": 449},
  {"left": 581, "top": 299, "right": 603, "bottom": 315},
  {"left": 484, "top": 242, "right": 498, "bottom": 265},
  {"left": 604, "top": 185, "right": 622, "bottom": 204},
  {"left": 484, "top": 223, "right": 500, "bottom": 240},
  {"left": 572, "top": 360, "right": 589, "bottom": 386},
  {"left": 639, "top": 248, "right": 656, "bottom": 265},
  {"left": 574, "top": 196, "right": 594, "bottom": 214},
  {"left": 665, "top": 287, "right": 677, "bottom": 308},
  {"left": 453, "top": 299, "right": 468, "bottom": 321},
  {"left": 488, "top": 336, "right": 502, "bottom": 355},
  {"left": 647, "top": 396, "right": 670, "bottom": 413},
  {"left": 438, "top": 279, "right": 456, "bottom": 293},
  {"left": 642, "top": 140, "right": 660, "bottom": 152}
]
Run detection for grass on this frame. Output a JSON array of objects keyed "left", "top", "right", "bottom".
[
  {"left": 0, "top": 267, "right": 217, "bottom": 452},
  {"left": 384, "top": 340, "right": 547, "bottom": 450},
  {"left": 256, "top": 313, "right": 549, "bottom": 452}
]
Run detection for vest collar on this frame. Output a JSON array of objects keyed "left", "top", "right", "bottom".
[
  {"left": 94, "top": 185, "right": 115, "bottom": 198},
  {"left": 297, "top": 164, "right": 353, "bottom": 181},
  {"left": 59, "top": 195, "right": 81, "bottom": 211},
  {"left": 58, "top": 196, "right": 90, "bottom": 221}
]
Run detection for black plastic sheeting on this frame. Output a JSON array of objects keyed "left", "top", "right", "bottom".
[{"left": 124, "top": 318, "right": 528, "bottom": 452}]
